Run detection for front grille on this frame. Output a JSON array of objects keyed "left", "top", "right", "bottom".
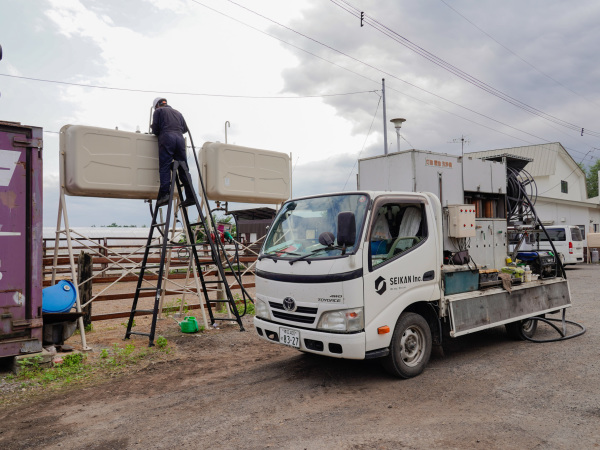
[
  {"left": 269, "top": 302, "right": 318, "bottom": 314},
  {"left": 272, "top": 311, "right": 315, "bottom": 324},
  {"left": 269, "top": 301, "right": 318, "bottom": 325}
]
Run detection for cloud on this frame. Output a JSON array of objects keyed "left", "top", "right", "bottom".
[
  {"left": 275, "top": 0, "right": 600, "bottom": 160},
  {"left": 3, "top": 0, "right": 600, "bottom": 227}
]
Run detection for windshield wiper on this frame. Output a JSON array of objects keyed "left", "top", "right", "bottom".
[
  {"left": 288, "top": 247, "right": 338, "bottom": 265},
  {"left": 258, "top": 253, "right": 278, "bottom": 262},
  {"left": 258, "top": 250, "right": 301, "bottom": 262}
]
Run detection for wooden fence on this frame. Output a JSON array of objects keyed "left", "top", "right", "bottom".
[{"left": 43, "top": 236, "right": 257, "bottom": 322}]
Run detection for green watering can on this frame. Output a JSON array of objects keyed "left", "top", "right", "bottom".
[{"left": 179, "top": 316, "right": 199, "bottom": 333}]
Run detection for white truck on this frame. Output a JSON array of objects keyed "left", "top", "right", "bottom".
[{"left": 253, "top": 151, "right": 572, "bottom": 378}]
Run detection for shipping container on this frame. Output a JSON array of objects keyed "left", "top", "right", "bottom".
[{"left": 0, "top": 121, "right": 44, "bottom": 357}]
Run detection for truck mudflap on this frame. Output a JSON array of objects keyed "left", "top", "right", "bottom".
[
  {"left": 447, "top": 278, "right": 571, "bottom": 337},
  {"left": 254, "top": 317, "right": 366, "bottom": 359}
]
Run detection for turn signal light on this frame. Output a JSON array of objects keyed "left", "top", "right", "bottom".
[{"left": 378, "top": 326, "right": 390, "bottom": 334}]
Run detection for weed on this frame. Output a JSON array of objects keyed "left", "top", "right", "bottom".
[
  {"left": 17, "top": 355, "right": 43, "bottom": 373},
  {"left": 234, "top": 294, "right": 255, "bottom": 316},
  {"left": 163, "top": 298, "right": 189, "bottom": 316},
  {"left": 62, "top": 353, "right": 85, "bottom": 367},
  {"left": 100, "top": 343, "right": 138, "bottom": 367},
  {"left": 73, "top": 323, "right": 93, "bottom": 336},
  {"left": 155, "top": 336, "right": 168, "bottom": 349},
  {"left": 1, "top": 338, "right": 177, "bottom": 403},
  {"left": 11, "top": 352, "right": 90, "bottom": 388},
  {"left": 121, "top": 320, "right": 135, "bottom": 328}
]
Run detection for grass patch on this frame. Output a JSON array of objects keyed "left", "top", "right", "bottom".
[
  {"left": 5, "top": 353, "right": 93, "bottom": 392},
  {"left": 1, "top": 340, "right": 174, "bottom": 406},
  {"left": 163, "top": 298, "right": 189, "bottom": 316}
]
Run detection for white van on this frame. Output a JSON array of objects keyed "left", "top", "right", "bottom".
[{"left": 538, "top": 225, "right": 584, "bottom": 265}]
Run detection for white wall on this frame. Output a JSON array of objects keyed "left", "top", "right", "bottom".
[
  {"left": 534, "top": 199, "right": 590, "bottom": 243},
  {"left": 534, "top": 152, "right": 586, "bottom": 201}
]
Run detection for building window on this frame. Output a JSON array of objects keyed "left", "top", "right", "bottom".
[{"left": 561, "top": 180, "right": 568, "bottom": 193}]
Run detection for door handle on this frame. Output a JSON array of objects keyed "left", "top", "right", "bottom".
[{"left": 423, "top": 270, "right": 435, "bottom": 281}]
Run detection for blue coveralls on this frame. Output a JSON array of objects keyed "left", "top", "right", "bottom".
[{"left": 151, "top": 105, "right": 195, "bottom": 199}]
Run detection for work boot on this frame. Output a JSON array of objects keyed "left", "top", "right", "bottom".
[
  {"left": 156, "top": 195, "right": 170, "bottom": 207},
  {"left": 180, "top": 197, "right": 196, "bottom": 208}
]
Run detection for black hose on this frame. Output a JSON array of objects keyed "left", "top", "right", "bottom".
[
  {"left": 512, "top": 173, "right": 566, "bottom": 279},
  {"left": 509, "top": 172, "right": 586, "bottom": 341},
  {"left": 522, "top": 310, "right": 586, "bottom": 343},
  {"left": 185, "top": 131, "right": 254, "bottom": 317}
]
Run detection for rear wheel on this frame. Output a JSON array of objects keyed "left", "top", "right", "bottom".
[
  {"left": 383, "top": 312, "right": 432, "bottom": 378},
  {"left": 505, "top": 318, "right": 538, "bottom": 340}
]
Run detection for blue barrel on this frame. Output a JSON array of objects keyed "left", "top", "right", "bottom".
[{"left": 42, "top": 280, "right": 77, "bottom": 313}]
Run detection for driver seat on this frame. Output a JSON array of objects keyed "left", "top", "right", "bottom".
[{"left": 385, "top": 206, "right": 422, "bottom": 258}]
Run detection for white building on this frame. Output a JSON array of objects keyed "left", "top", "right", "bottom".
[{"left": 468, "top": 142, "right": 600, "bottom": 240}]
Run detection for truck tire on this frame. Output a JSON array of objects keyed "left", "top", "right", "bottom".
[
  {"left": 383, "top": 312, "right": 432, "bottom": 378},
  {"left": 505, "top": 318, "right": 538, "bottom": 340}
]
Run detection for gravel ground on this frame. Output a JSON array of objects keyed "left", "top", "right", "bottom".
[{"left": 0, "top": 265, "right": 599, "bottom": 449}]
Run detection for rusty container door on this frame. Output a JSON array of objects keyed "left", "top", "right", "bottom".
[{"left": 0, "top": 121, "right": 43, "bottom": 357}]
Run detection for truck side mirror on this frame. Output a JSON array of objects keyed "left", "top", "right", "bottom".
[{"left": 337, "top": 211, "right": 356, "bottom": 248}]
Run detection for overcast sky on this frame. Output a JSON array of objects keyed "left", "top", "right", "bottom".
[{"left": 2, "top": 0, "right": 599, "bottom": 227}]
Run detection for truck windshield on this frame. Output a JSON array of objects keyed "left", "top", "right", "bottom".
[{"left": 262, "top": 194, "right": 370, "bottom": 260}]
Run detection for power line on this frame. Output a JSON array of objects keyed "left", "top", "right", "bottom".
[
  {"left": 331, "top": 0, "right": 600, "bottom": 138},
  {"left": 16, "top": 1, "right": 598, "bottom": 164},
  {"left": 217, "top": 0, "right": 598, "bottom": 152},
  {"left": 537, "top": 147, "right": 596, "bottom": 196},
  {"left": 0, "top": 73, "right": 376, "bottom": 99},
  {"left": 439, "top": 0, "right": 600, "bottom": 110}
]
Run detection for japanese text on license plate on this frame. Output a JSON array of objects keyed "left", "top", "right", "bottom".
[{"left": 279, "top": 327, "right": 300, "bottom": 348}]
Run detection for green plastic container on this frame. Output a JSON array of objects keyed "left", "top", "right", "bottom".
[{"left": 180, "top": 316, "right": 199, "bottom": 333}]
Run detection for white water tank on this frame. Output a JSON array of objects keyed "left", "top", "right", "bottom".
[{"left": 199, "top": 142, "right": 290, "bottom": 204}]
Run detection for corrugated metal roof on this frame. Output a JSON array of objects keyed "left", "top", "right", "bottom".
[{"left": 467, "top": 142, "right": 580, "bottom": 177}]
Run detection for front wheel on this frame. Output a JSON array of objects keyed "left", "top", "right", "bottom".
[
  {"left": 383, "top": 312, "right": 432, "bottom": 378},
  {"left": 505, "top": 318, "right": 538, "bottom": 340}
]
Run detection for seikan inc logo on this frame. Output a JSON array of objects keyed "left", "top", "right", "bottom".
[{"left": 375, "top": 276, "right": 387, "bottom": 295}]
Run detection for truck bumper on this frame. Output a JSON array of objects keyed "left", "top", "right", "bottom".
[{"left": 254, "top": 317, "right": 366, "bottom": 360}]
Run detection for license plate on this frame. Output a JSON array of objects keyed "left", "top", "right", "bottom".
[{"left": 279, "top": 327, "right": 300, "bottom": 348}]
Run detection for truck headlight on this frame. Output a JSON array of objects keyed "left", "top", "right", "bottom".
[
  {"left": 317, "top": 307, "right": 364, "bottom": 333},
  {"left": 255, "top": 297, "right": 271, "bottom": 320}
]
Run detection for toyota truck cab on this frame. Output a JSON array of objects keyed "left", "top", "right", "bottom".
[{"left": 254, "top": 190, "right": 445, "bottom": 376}]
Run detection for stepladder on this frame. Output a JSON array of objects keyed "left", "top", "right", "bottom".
[{"left": 124, "top": 160, "right": 246, "bottom": 346}]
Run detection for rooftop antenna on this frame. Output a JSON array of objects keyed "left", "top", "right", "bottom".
[
  {"left": 449, "top": 135, "right": 470, "bottom": 203},
  {"left": 390, "top": 118, "right": 406, "bottom": 153},
  {"left": 225, "top": 121, "right": 230, "bottom": 144},
  {"left": 450, "top": 135, "right": 470, "bottom": 157}
]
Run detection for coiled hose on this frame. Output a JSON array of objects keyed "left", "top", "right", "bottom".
[{"left": 511, "top": 168, "right": 585, "bottom": 342}]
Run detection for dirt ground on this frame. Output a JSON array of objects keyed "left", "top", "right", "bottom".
[{"left": 1, "top": 265, "right": 600, "bottom": 449}]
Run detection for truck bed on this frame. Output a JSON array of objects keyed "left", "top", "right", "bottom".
[{"left": 445, "top": 278, "right": 571, "bottom": 337}]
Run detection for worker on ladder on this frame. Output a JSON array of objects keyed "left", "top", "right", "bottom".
[{"left": 151, "top": 97, "right": 196, "bottom": 208}]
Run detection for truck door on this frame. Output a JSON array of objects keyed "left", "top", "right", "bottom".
[{"left": 362, "top": 196, "right": 438, "bottom": 341}]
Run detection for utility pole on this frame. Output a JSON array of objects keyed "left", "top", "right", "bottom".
[
  {"left": 382, "top": 79, "right": 388, "bottom": 155},
  {"left": 450, "top": 135, "right": 470, "bottom": 157},
  {"left": 449, "top": 135, "right": 470, "bottom": 203}
]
